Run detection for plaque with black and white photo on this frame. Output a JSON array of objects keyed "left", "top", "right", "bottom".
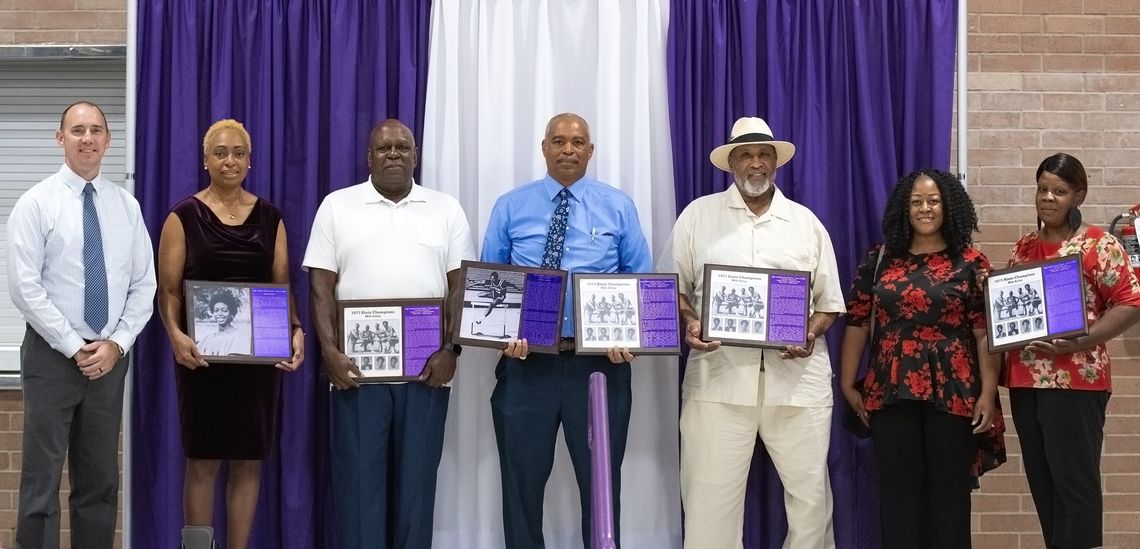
[
  {"left": 984, "top": 255, "right": 1088, "bottom": 352},
  {"left": 453, "top": 261, "right": 568, "bottom": 355},
  {"left": 700, "top": 264, "right": 811, "bottom": 350},
  {"left": 184, "top": 280, "right": 293, "bottom": 364},
  {"left": 338, "top": 299, "right": 443, "bottom": 382},
  {"left": 572, "top": 273, "right": 681, "bottom": 356}
]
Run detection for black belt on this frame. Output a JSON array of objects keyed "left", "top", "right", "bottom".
[{"left": 558, "top": 338, "right": 576, "bottom": 353}]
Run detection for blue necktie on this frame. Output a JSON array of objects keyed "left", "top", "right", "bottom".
[
  {"left": 540, "top": 188, "right": 571, "bottom": 269},
  {"left": 83, "top": 183, "right": 109, "bottom": 333}
]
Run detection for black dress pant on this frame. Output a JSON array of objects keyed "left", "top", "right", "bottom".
[
  {"left": 1009, "top": 388, "right": 1109, "bottom": 549},
  {"left": 870, "top": 400, "right": 976, "bottom": 549}
]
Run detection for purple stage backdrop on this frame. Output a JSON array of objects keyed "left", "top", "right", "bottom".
[
  {"left": 667, "top": 1, "right": 958, "bottom": 547},
  {"left": 132, "top": 1, "right": 433, "bottom": 547}
]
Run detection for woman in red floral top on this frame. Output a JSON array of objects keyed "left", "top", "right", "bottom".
[
  {"left": 1001, "top": 153, "right": 1140, "bottom": 549},
  {"left": 840, "top": 170, "right": 1004, "bottom": 549}
]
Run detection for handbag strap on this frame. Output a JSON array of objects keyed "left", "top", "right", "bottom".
[{"left": 868, "top": 245, "right": 886, "bottom": 345}]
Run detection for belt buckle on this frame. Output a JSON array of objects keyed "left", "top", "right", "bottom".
[{"left": 558, "top": 338, "right": 576, "bottom": 353}]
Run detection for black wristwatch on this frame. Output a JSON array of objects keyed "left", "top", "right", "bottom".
[{"left": 442, "top": 342, "right": 463, "bottom": 356}]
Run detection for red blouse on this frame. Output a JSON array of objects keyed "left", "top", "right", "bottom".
[{"left": 1002, "top": 226, "right": 1140, "bottom": 391}]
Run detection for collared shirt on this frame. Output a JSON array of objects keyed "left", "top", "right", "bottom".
[
  {"left": 481, "top": 175, "right": 652, "bottom": 337},
  {"left": 302, "top": 179, "right": 475, "bottom": 300},
  {"left": 7, "top": 164, "right": 157, "bottom": 358},
  {"left": 671, "top": 184, "right": 845, "bottom": 407}
]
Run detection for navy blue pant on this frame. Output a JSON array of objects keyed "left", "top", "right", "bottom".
[
  {"left": 1010, "top": 388, "right": 1109, "bottom": 549},
  {"left": 330, "top": 382, "right": 450, "bottom": 549},
  {"left": 491, "top": 352, "right": 632, "bottom": 549}
]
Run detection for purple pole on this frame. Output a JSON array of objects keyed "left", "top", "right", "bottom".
[{"left": 588, "top": 371, "right": 616, "bottom": 549}]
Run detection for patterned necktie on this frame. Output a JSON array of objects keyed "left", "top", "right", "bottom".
[
  {"left": 540, "top": 188, "right": 571, "bottom": 269},
  {"left": 83, "top": 183, "right": 109, "bottom": 333}
]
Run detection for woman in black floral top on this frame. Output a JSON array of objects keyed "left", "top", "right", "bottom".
[{"left": 840, "top": 170, "right": 1005, "bottom": 549}]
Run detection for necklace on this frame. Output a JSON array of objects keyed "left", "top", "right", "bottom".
[{"left": 206, "top": 186, "right": 240, "bottom": 220}]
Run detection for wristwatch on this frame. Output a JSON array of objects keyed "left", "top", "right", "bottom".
[{"left": 442, "top": 342, "right": 463, "bottom": 357}]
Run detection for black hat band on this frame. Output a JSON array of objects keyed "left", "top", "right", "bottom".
[{"left": 729, "top": 132, "right": 776, "bottom": 144}]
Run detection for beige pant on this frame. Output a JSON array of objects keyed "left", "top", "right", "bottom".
[{"left": 680, "top": 374, "right": 835, "bottom": 549}]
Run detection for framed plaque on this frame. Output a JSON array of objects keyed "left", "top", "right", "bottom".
[
  {"left": 984, "top": 255, "right": 1088, "bottom": 352},
  {"left": 700, "top": 264, "right": 811, "bottom": 350},
  {"left": 571, "top": 273, "right": 682, "bottom": 356},
  {"left": 453, "top": 260, "right": 567, "bottom": 355},
  {"left": 184, "top": 280, "right": 294, "bottom": 364},
  {"left": 338, "top": 299, "right": 444, "bottom": 383}
]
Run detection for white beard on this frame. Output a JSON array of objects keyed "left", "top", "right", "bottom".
[{"left": 734, "top": 176, "right": 772, "bottom": 198}]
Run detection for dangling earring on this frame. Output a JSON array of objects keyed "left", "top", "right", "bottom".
[{"left": 1067, "top": 207, "right": 1082, "bottom": 231}]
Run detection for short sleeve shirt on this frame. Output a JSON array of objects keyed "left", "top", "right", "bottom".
[
  {"left": 302, "top": 180, "right": 475, "bottom": 300},
  {"left": 671, "top": 184, "right": 846, "bottom": 407},
  {"left": 1003, "top": 226, "right": 1140, "bottom": 391}
]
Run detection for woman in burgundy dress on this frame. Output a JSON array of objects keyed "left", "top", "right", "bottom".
[
  {"left": 157, "top": 119, "right": 304, "bottom": 549},
  {"left": 839, "top": 170, "right": 1005, "bottom": 549}
]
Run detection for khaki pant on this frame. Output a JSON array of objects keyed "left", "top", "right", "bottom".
[{"left": 680, "top": 373, "right": 835, "bottom": 549}]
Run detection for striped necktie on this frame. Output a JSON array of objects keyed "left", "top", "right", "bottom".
[{"left": 83, "top": 183, "right": 109, "bottom": 333}]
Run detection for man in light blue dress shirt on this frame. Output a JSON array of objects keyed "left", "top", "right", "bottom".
[
  {"left": 7, "top": 101, "right": 156, "bottom": 549},
  {"left": 481, "top": 113, "right": 652, "bottom": 548}
]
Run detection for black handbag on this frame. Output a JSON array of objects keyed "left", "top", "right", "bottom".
[
  {"left": 842, "top": 246, "right": 885, "bottom": 440},
  {"left": 842, "top": 403, "right": 871, "bottom": 438}
]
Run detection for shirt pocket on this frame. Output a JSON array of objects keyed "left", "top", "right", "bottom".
[{"left": 416, "top": 230, "right": 446, "bottom": 250}]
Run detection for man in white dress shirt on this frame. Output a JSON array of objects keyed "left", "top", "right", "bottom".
[
  {"left": 7, "top": 101, "right": 156, "bottom": 549},
  {"left": 670, "top": 116, "right": 845, "bottom": 549}
]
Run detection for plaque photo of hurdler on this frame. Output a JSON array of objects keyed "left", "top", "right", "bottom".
[
  {"left": 454, "top": 260, "right": 568, "bottom": 354},
  {"left": 460, "top": 267, "right": 525, "bottom": 340}
]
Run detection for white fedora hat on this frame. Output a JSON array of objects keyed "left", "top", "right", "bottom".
[{"left": 709, "top": 117, "right": 796, "bottom": 172}]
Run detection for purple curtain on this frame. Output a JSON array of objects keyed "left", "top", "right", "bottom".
[
  {"left": 133, "top": 1, "right": 432, "bottom": 546},
  {"left": 666, "top": 1, "right": 958, "bottom": 547}
]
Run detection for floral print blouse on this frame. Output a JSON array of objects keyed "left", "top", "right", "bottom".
[
  {"left": 847, "top": 244, "right": 992, "bottom": 417},
  {"left": 848, "top": 244, "right": 1006, "bottom": 477},
  {"left": 1003, "top": 226, "right": 1140, "bottom": 391}
]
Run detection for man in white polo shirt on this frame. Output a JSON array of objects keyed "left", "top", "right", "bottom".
[
  {"left": 303, "top": 119, "right": 474, "bottom": 549},
  {"left": 670, "top": 116, "right": 845, "bottom": 548}
]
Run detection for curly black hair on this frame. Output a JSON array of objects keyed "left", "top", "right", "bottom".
[
  {"left": 208, "top": 291, "right": 241, "bottom": 319},
  {"left": 881, "top": 169, "right": 978, "bottom": 255}
]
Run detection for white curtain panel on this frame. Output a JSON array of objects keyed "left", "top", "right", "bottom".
[{"left": 421, "top": 0, "right": 680, "bottom": 547}]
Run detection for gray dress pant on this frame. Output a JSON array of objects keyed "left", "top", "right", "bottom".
[{"left": 16, "top": 326, "right": 127, "bottom": 549}]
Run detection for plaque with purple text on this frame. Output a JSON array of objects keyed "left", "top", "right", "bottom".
[
  {"left": 984, "top": 255, "right": 1088, "bottom": 352},
  {"left": 572, "top": 273, "right": 682, "bottom": 356},
  {"left": 183, "top": 281, "right": 294, "bottom": 365},
  {"left": 453, "top": 261, "right": 567, "bottom": 355},
  {"left": 700, "top": 264, "right": 811, "bottom": 350},
  {"left": 338, "top": 299, "right": 443, "bottom": 383}
]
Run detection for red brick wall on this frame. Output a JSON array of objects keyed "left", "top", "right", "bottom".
[
  {"left": 0, "top": 0, "right": 125, "bottom": 45},
  {"left": 961, "top": 1, "right": 1140, "bottom": 548}
]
